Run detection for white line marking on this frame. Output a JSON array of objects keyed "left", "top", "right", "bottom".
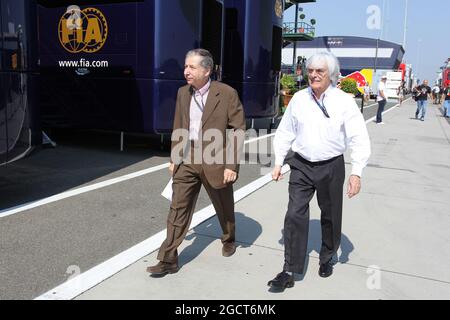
[
  {"left": 244, "top": 133, "right": 276, "bottom": 144},
  {"left": 0, "top": 163, "right": 170, "bottom": 218},
  {"left": 0, "top": 134, "right": 276, "bottom": 218},
  {"left": 365, "top": 98, "right": 411, "bottom": 124},
  {"left": 34, "top": 165, "right": 290, "bottom": 300}
]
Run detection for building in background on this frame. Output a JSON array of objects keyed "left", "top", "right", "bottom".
[{"left": 282, "top": 36, "right": 407, "bottom": 95}]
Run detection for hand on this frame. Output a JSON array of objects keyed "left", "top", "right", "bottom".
[
  {"left": 272, "top": 165, "right": 283, "bottom": 182},
  {"left": 169, "top": 162, "right": 175, "bottom": 175},
  {"left": 347, "top": 175, "right": 361, "bottom": 199},
  {"left": 223, "top": 169, "right": 237, "bottom": 184}
]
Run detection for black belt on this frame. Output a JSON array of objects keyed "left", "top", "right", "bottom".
[{"left": 293, "top": 152, "right": 342, "bottom": 166}]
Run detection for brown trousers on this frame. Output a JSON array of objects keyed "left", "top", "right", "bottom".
[{"left": 157, "top": 163, "right": 235, "bottom": 263}]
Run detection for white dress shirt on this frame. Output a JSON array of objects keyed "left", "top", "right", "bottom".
[
  {"left": 377, "top": 81, "right": 386, "bottom": 102},
  {"left": 274, "top": 85, "right": 371, "bottom": 177},
  {"left": 189, "top": 79, "right": 211, "bottom": 141}
]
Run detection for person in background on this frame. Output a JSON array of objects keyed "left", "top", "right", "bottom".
[
  {"left": 376, "top": 75, "right": 388, "bottom": 124},
  {"left": 442, "top": 86, "right": 450, "bottom": 118},
  {"left": 364, "top": 83, "right": 371, "bottom": 103},
  {"left": 397, "top": 81, "right": 406, "bottom": 106},
  {"left": 415, "top": 80, "right": 432, "bottom": 121},
  {"left": 437, "top": 86, "right": 443, "bottom": 105},
  {"left": 432, "top": 84, "right": 441, "bottom": 104}
]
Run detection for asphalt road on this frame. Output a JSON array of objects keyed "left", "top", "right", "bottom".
[{"left": 0, "top": 98, "right": 399, "bottom": 300}]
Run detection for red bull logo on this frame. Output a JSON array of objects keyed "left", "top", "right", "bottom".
[
  {"left": 342, "top": 69, "right": 374, "bottom": 94},
  {"left": 345, "top": 71, "right": 368, "bottom": 87}
]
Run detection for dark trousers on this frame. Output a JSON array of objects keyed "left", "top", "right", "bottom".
[
  {"left": 284, "top": 153, "right": 345, "bottom": 274},
  {"left": 376, "top": 99, "right": 386, "bottom": 123},
  {"left": 157, "top": 163, "right": 235, "bottom": 264}
]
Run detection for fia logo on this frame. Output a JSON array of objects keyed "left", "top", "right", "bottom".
[
  {"left": 275, "top": 0, "right": 283, "bottom": 18},
  {"left": 58, "top": 5, "right": 108, "bottom": 53}
]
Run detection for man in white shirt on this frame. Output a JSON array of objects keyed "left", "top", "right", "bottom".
[
  {"left": 267, "top": 52, "right": 371, "bottom": 292},
  {"left": 376, "top": 75, "right": 387, "bottom": 124}
]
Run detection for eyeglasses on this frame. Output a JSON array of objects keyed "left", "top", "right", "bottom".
[{"left": 307, "top": 68, "right": 327, "bottom": 76}]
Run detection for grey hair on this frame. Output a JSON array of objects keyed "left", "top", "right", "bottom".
[
  {"left": 306, "top": 52, "right": 341, "bottom": 85},
  {"left": 186, "top": 48, "right": 214, "bottom": 72}
]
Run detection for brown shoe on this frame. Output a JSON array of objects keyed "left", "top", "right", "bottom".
[
  {"left": 222, "top": 242, "right": 236, "bottom": 257},
  {"left": 146, "top": 261, "right": 179, "bottom": 275}
]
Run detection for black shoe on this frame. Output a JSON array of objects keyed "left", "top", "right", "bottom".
[
  {"left": 267, "top": 272, "right": 294, "bottom": 292},
  {"left": 318, "top": 261, "right": 333, "bottom": 278}
]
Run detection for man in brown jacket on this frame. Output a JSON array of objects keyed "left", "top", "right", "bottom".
[{"left": 147, "top": 49, "right": 246, "bottom": 276}]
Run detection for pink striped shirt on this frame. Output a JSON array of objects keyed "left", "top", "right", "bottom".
[{"left": 189, "top": 79, "right": 211, "bottom": 141}]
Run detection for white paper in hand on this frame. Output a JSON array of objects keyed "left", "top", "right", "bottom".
[{"left": 161, "top": 178, "right": 173, "bottom": 202}]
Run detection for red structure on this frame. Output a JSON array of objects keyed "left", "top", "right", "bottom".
[
  {"left": 443, "top": 68, "right": 450, "bottom": 89},
  {"left": 398, "top": 63, "right": 406, "bottom": 81}
]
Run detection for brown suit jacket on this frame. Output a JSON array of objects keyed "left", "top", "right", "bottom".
[{"left": 170, "top": 81, "right": 246, "bottom": 189}]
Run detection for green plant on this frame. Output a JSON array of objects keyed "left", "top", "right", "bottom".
[
  {"left": 280, "top": 74, "right": 297, "bottom": 95},
  {"left": 340, "top": 78, "right": 359, "bottom": 95}
]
